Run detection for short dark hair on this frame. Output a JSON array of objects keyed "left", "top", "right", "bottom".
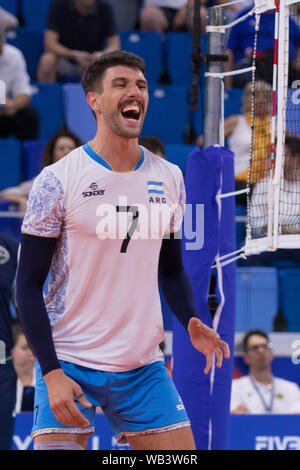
[
  {"left": 243, "top": 329, "right": 269, "bottom": 352},
  {"left": 81, "top": 50, "right": 146, "bottom": 95},
  {"left": 139, "top": 135, "right": 165, "bottom": 157}
]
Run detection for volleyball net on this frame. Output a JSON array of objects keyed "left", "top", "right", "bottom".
[{"left": 245, "top": 0, "right": 300, "bottom": 255}]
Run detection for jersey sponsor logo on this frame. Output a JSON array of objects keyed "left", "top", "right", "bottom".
[{"left": 82, "top": 183, "right": 105, "bottom": 198}]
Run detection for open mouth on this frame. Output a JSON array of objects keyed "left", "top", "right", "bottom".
[{"left": 120, "top": 103, "right": 142, "bottom": 122}]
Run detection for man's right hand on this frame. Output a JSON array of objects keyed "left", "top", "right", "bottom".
[{"left": 43, "top": 368, "right": 93, "bottom": 427}]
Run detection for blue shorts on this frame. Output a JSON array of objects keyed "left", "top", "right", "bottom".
[{"left": 32, "top": 360, "right": 190, "bottom": 443}]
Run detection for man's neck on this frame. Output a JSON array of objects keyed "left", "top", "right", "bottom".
[
  {"left": 15, "top": 366, "right": 34, "bottom": 387},
  {"left": 74, "top": 0, "right": 92, "bottom": 16},
  {"left": 250, "top": 369, "right": 273, "bottom": 385},
  {"left": 89, "top": 132, "right": 142, "bottom": 172}
]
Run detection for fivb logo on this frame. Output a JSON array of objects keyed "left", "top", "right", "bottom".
[
  {"left": 0, "top": 340, "right": 6, "bottom": 365},
  {"left": 255, "top": 435, "right": 300, "bottom": 450},
  {"left": 0, "top": 80, "right": 5, "bottom": 105}
]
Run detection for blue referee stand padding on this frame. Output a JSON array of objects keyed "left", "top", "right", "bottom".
[{"left": 172, "top": 146, "right": 236, "bottom": 450}]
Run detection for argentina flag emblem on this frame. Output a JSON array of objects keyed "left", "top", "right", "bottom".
[{"left": 147, "top": 181, "right": 164, "bottom": 194}]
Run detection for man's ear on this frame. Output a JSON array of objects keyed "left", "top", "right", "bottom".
[{"left": 86, "top": 91, "right": 101, "bottom": 115}]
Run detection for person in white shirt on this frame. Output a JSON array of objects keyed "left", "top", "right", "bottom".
[
  {"left": 250, "top": 135, "right": 300, "bottom": 238},
  {"left": 0, "top": 24, "right": 39, "bottom": 140},
  {"left": 12, "top": 324, "right": 36, "bottom": 414},
  {"left": 231, "top": 329, "right": 300, "bottom": 414},
  {"left": 0, "top": 6, "right": 18, "bottom": 31}
]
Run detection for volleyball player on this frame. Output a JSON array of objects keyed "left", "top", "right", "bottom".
[{"left": 16, "top": 51, "right": 230, "bottom": 451}]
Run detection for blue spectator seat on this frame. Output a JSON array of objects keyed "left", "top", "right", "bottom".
[
  {"left": 164, "top": 144, "right": 195, "bottom": 173},
  {"left": 1, "top": 0, "right": 18, "bottom": 15},
  {"left": 141, "top": 85, "right": 189, "bottom": 144},
  {"left": 62, "top": 83, "right": 96, "bottom": 143},
  {"left": 164, "top": 32, "right": 207, "bottom": 87},
  {"left": 0, "top": 201, "right": 22, "bottom": 240},
  {"left": 120, "top": 30, "right": 163, "bottom": 85},
  {"left": 6, "top": 28, "right": 44, "bottom": 81},
  {"left": 0, "top": 138, "right": 21, "bottom": 191},
  {"left": 30, "top": 83, "right": 64, "bottom": 141},
  {"left": 20, "top": 0, "right": 52, "bottom": 29},
  {"left": 224, "top": 88, "right": 243, "bottom": 118},
  {"left": 278, "top": 268, "right": 300, "bottom": 331},
  {"left": 22, "top": 140, "right": 46, "bottom": 180},
  {"left": 235, "top": 267, "right": 278, "bottom": 332}
]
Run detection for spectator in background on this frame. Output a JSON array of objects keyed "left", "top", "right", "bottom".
[
  {"left": 139, "top": 135, "right": 166, "bottom": 158},
  {"left": 139, "top": 0, "right": 189, "bottom": 33},
  {"left": 0, "top": 233, "right": 19, "bottom": 449},
  {"left": 0, "top": 24, "right": 39, "bottom": 141},
  {"left": 231, "top": 329, "right": 300, "bottom": 414},
  {"left": 0, "top": 6, "right": 18, "bottom": 31},
  {"left": 250, "top": 134, "right": 300, "bottom": 237},
  {"left": 224, "top": 7, "right": 300, "bottom": 88},
  {"left": 0, "top": 127, "right": 83, "bottom": 212},
  {"left": 37, "top": 0, "right": 121, "bottom": 83},
  {"left": 12, "top": 323, "right": 36, "bottom": 413},
  {"left": 196, "top": 80, "right": 272, "bottom": 204}
]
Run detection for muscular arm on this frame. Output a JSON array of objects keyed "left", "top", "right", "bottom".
[{"left": 16, "top": 233, "right": 61, "bottom": 376}]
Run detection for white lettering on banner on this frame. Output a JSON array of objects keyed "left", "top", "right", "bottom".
[
  {"left": 0, "top": 80, "right": 5, "bottom": 104},
  {"left": 91, "top": 436, "right": 100, "bottom": 450},
  {"left": 292, "top": 80, "right": 300, "bottom": 105},
  {"left": 0, "top": 340, "right": 5, "bottom": 364},
  {"left": 291, "top": 340, "right": 300, "bottom": 365},
  {"left": 13, "top": 435, "right": 32, "bottom": 450},
  {"left": 255, "top": 436, "right": 300, "bottom": 450}
]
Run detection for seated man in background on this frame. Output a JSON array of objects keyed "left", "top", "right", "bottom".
[
  {"left": 231, "top": 329, "right": 300, "bottom": 414},
  {"left": 0, "top": 24, "right": 39, "bottom": 141},
  {"left": 37, "top": 0, "right": 120, "bottom": 83}
]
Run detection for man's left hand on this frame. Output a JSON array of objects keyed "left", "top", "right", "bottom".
[{"left": 187, "top": 317, "right": 230, "bottom": 374}]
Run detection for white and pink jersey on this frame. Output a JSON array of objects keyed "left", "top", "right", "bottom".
[{"left": 21, "top": 144, "right": 185, "bottom": 372}]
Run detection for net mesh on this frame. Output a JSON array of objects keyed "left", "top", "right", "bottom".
[{"left": 247, "top": 1, "right": 300, "bottom": 248}]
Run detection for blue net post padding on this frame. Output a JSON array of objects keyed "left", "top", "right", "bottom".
[{"left": 172, "top": 146, "right": 236, "bottom": 450}]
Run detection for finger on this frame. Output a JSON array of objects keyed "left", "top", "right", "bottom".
[
  {"left": 76, "top": 392, "right": 93, "bottom": 409},
  {"left": 218, "top": 340, "right": 231, "bottom": 359},
  {"left": 66, "top": 402, "right": 90, "bottom": 427},
  {"left": 215, "top": 347, "right": 224, "bottom": 369},
  {"left": 52, "top": 402, "right": 80, "bottom": 426},
  {"left": 204, "top": 353, "right": 213, "bottom": 375}
]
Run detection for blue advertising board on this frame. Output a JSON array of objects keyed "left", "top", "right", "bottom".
[{"left": 11, "top": 413, "right": 300, "bottom": 450}]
